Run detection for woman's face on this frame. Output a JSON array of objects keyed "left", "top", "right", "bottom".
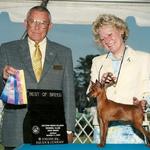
[{"left": 98, "top": 24, "right": 124, "bottom": 55}]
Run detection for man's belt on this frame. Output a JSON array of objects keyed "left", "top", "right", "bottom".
[{"left": 4, "top": 104, "right": 27, "bottom": 109}]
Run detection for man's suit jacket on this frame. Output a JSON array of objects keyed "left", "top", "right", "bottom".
[
  {"left": 87, "top": 46, "right": 150, "bottom": 125},
  {"left": 0, "top": 38, "right": 75, "bottom": 146}
]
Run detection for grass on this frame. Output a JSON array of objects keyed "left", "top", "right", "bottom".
[{"left": 0, "top": 144, "right": 4, "bottom": 150}]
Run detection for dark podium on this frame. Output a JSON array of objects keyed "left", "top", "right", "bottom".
[
  {"left": 16, "top": 144, "right": 150, "bottom": 150},
  {"left": 24, "top": 89, "right": 67, "bottom": 144}
]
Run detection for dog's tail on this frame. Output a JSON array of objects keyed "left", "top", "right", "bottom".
[{"left": 133, "top": 97, "right": 144, "bottom": 109}]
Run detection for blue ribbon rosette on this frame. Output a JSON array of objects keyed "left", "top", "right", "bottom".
[{"left": 0, "top": 70, "right": 27, "bottom": 105}]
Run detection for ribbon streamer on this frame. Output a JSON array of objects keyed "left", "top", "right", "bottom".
[{"left": 0, "top": 70, "right": 27, "bottom": 105}]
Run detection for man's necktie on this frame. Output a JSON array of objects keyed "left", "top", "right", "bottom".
[{"left": 32, "top": 43, "right": 42, "bottom": 82}]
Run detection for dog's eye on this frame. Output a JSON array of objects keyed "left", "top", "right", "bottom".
[{"left": 92, "top": 88, "right": 95, "bottom": 92}]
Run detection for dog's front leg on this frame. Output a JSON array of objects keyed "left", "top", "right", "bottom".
[{"left": 99, "top": 119, "right": 108, "bottom": 147}]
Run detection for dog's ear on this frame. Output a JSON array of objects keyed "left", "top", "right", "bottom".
[
  {"left": 96, "top": 80, "right": 105, "bottom": 88},
  {"left": 101, "top": 83, "right": 105, "bottom": 88},
  {"left": 101, "top": 80, "right": 105, "bottom": 87},
  {"left": 90, "top": 80, "right": 94, "bottom": 85},
  {"left": 96, "top": 79, "right": 102, "bottom": 87}
]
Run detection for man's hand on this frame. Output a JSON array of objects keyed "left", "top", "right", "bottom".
[
  {"left": 67, "top": 132, "right": 74, "bottom": 143},
  {"left": 101, "top": 72, "right": 116, "bottom": 87},
  {"left": 3, "top": 65, "right": 17, "bottom": 80},
  {"left": 133, "top": 97, "right": 147, "bottom": 112}
]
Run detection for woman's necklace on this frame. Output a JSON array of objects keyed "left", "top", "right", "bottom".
[
  {"left": 113, "top": 47, "right": 126, "bottom": 87},
  {"left": 98, "top": 47, "right": 127, "bottom": 87}
]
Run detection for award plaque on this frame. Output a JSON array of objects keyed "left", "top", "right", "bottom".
[{"left": 24, "top": 89, "right": 68, "bottom": 144}]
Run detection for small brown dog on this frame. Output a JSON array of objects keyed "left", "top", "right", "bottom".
[{"left": 88, "top": 79, "right": 150, "bottom": 147}]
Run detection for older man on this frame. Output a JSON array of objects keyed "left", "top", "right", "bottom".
[{"left": 0, "top": 6, "right": 75, "bottom": 150}]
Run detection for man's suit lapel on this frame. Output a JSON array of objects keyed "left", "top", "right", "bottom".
[
  {"left": 18, "top": 39, "right": 36, "bottom": 80},
  {"left": 41, "top": 40, "right": 56, "bottom": 81}
]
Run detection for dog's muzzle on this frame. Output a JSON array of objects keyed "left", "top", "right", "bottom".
[{"left": 86, "top": 92, "right": 96, "bottom": 102}]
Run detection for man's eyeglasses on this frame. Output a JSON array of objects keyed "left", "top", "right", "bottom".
[{"left": 27, "top": 18, "right": 49, "bottom": 29}]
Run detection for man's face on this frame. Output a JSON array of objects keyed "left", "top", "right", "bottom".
[{"left": 24, "top": 10, "right": 52, "bottom": 43}]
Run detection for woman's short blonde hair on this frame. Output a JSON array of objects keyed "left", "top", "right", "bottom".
[{"left": 92, "top": 14, "right": 129, "bottom": 45}]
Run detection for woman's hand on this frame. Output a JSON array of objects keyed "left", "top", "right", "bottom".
[
  {"left": 101, "top": 72, "right": 116, "bottom": 87},
  {"left": 133, "top": 97, "right": 147, "bottom": 112}
]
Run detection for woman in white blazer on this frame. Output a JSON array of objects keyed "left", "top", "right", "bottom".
[{"left": 87, "top": 14, "right": 150, "bottom": 144}]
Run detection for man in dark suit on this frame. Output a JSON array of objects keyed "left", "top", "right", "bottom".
[{"left": 0, "top": 6, "right": 75, "bottom": 150}]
